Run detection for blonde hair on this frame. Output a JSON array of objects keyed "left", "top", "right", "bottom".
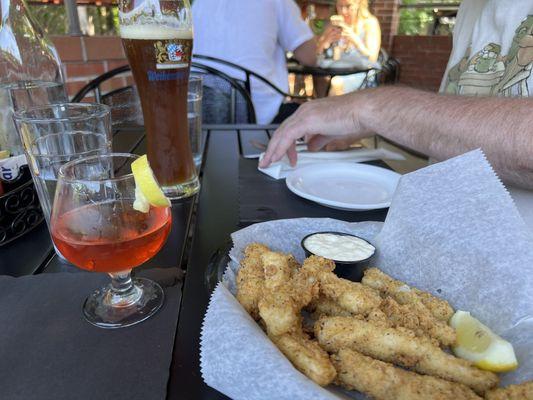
[
  {"left": 340, "top": 0, "right": 372, "bottom": 22},
  {"left": 356, "top": 0, "right": 371, "bottom": 20}
]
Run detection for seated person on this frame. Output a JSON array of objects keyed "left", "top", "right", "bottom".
[
  {"left": 316, "top": 0, "right": 381, "bottom": 95},
  {"left": 260, "top": 0, "right": 533, "bottom": 227},
  {"left": 192, "top": 0, "right": 316, "bottom": 124}
]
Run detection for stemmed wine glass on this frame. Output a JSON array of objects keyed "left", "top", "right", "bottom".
[{"left": 50, "top": 153, "right": 172, "bottom": 328}]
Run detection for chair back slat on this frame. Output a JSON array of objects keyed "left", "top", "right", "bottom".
[{"left": 71, "top": 62, "right": 257, "bottom": 125}]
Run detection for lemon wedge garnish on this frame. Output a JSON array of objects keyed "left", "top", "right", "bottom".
[
  {"left": 450, "top": 310, "right": 518, "bottom": 372},
  {"left": 131, "top": 155, "right": 170, "bottom": 212}
]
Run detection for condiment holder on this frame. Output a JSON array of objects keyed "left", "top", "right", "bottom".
[{"left": 301, "top": 231, "right": 376, "bottom": 281}]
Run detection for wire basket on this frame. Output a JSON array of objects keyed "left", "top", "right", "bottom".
[{"left": 0, "top": 164, "right": 44, "bottom": 246}]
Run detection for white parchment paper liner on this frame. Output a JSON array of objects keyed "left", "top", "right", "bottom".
[{"left": 200, "top": 150, "right": 533, "bottom": 400}]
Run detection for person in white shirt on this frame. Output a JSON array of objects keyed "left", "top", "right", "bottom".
[
  {"left": 192, "top": 0, "right": 316, "bottom": 124},
  {"left": 260, "top": 0, "right": 533, "bottom": 228}
]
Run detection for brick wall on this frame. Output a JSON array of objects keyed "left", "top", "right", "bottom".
[
  {"left": 52, "top": 36, "right": 130, "bottom": 99},
  {"left": 52, "top": 32, "right": 454, "bottom": 97},
  {"left": 369, "top": 0, "right": 453, "bottom": 92},
  {"left": 391, "top": 35, "right": 453, "bottom": 92},
  {"left": 370, "top": 0, "right": 400, "bottom": 51}
]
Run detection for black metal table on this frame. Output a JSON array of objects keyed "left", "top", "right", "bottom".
[
  {"left": 287, "top": 60, "right": 374, "bottom": 98},
  {"left": 166, "top": 125, "right": 416, "bottom": 400},
  {"left": 0, "top": 125, "right": 420, "bottom": 400},
  {"left": 287, "top": 61, "right": 372, "bottom": 77},
  {"left": 0, "top": 125, "right": 194, "bottom": 277}
]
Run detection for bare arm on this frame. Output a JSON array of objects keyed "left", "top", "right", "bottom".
[
  {"left": 293, "top": 37, "right": 318, "bottom": 66},
  {"left": 341, "top": 17, "right": 381, "bottom": 62},
  {"left": 259, "top": 86, "right": 533, "bottom": 189}
]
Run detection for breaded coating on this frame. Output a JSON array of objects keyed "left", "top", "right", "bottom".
[
  {"left": 259, "top": 283, "right": 300, "bottom": 336},
  {"left": 485, "top": 381, "right": 533, "bottom": 400},
  {"left": 262, "top": 251, "right": 293, "bottom": 289},
  {"left": 287, "top": 255, "right": 301, "bottom": 275},
  {"left": 271, "top": 330, "right": 336, "bottom": 386},
  {"left": 308, "top": 296, "right": 420, "bottom": 335},
  {"left": 236, "top": 243, "right": 270, "bottom": 319},
  {"left": 259, "top": 252, "right": 320, "bottom": 336},
  {"left": 315, "top": 316, "right": 498, "bottom": 394},
  {"left": 380, "top": 296, "right": 456, "bottom": 347},
  {"left": 309, "top": 295, "right": 354, "bottom": 318},
  {"left": 291, "top": 268, "right": 320, "bottom": 308},
  {"left": 362, "top": 268, "right": 454, "bottom": 322},
  {"left": 366, "top": 308, "right": 393, "bottom": 327},
  {"left": 300, "top": 255, "right": 336, "bottom": 274},
  {"left": 302, "top": 256, "right": 382, "bottom": 315},
  {"left": 332, "top": 348, "right": 481, "bottom": 400},
  {"left": 320, "top": 275, "right": 382, "bottom": 316}
]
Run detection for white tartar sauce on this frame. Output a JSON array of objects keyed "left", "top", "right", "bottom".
[{"left": 304, "top": 233, "right": 375, "bottom": 262}]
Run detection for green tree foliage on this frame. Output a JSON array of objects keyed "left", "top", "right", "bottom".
[
  {"left": 29, "top": 4, "right": 118, "bottom": 36},
  {"left": 29, "top": 4, "right": 68, "bottom": 35},
  {"left": 398, "top": 0, "right": 460, "bottom": 35}
]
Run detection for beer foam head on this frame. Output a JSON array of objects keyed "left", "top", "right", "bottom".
[{"left": 120, "top": 24, "right": 192, "bottom": 40}]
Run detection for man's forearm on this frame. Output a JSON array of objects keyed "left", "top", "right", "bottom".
[
  {"left": 361, "top": 86, "right": 533, "bottom": 189},
  {"left": 294, "top": 38, "right": 318, "bottom": 66}
]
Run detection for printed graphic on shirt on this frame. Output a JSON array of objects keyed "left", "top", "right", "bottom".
[{"left": 444, "top": 15, "right": 533, "bottom": 97}]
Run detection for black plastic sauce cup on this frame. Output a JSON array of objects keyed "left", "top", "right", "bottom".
[{"left": 301, "top": 231, "right": 376, "bottom": 281}]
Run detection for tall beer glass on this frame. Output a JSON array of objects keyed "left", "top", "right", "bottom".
[{"left": 118, "top": 0, "right": 199, "bottom": 199}]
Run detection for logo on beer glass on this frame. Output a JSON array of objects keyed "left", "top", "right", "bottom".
[
  {"left": 154, "top": 40, "right": 190, "bottom": 70},
  {"left": 167, "top": 44, "right": 184, "bottom": 61}
]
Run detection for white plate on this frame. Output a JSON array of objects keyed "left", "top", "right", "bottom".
[{"left": 286, "top": 162, "right": 401, "bottom": 210}]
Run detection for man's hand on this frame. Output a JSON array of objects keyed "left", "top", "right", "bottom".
[{"left": 259, "top": 91, "right": 374, "bottom": 168}]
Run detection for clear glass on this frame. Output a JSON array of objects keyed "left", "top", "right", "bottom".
[
  {"left": 13, "top": 103, "right": 112, "bottom": 233},
  {"left": 0, "top": 0, "right": 65, "bottom": 155},
  {"left": 118, "top": 0, "right": 199, "bottom": 199},
  {"left": 51, "top": 153, "right": 171, "bottom": 328},
  {"left": 0, "top": 81, "right": 67, "bottom": 156},
  {"left": 7, "top": 80, "right": 67, "bottom": 113},
  {"left": 188, "top": 74, "right": 202, "bottom": 168}
]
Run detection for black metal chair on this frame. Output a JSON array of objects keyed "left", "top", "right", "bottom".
[
  {"left": 376, "top": 48, "right": 400, "bottom": 85},
  {"left": 72, "top": 61, "right": 257, "bottom": 124},
  {"left": 193, "top": 54, "right": 311, "bottom": 102},
  {"left": 342, "top": 48, "right": 401, "bottom": 90}
]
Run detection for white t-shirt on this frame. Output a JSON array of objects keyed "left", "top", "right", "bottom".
[
  {"left": 192, "top": 0, "right": 313, "bottom": 124},
  {"left": 440, "top": 0, "right": 533, "bottom": 229},
  {"left": 441, "top": 0, "right": 533, "bottom": 97}
]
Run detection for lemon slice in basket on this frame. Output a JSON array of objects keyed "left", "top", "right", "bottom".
[
  {"left": 450, "top": 310, "right": 518, "bottom": 372},
  {"left": 131, "top": 155, "right": 171, "bottom": 212}
]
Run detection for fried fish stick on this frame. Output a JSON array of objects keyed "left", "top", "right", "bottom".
[
  {"left": 332, "top": 348, "right": 481, "bottom": 400},
  {"left": 291, "top": 264, "right": 320, "bottom": 307},
  {"left": 485, "top": 381, "right": 533, "bottom": 400},
  {"left": 380, "top": 296, "right": 456, "bottom": 346},
  {"left": 262, "top": 251, "right": 293, "bottom": 289},
  {"left": 259, "top": 252, "right": 320, "bottom": 336},
  {"left": 236, "top": 243, "right": 270, "bottom": 318},
  {"left": 309, "top": 295, "right": 354, "bottom": 318},
  {"left": 259, "top": 251, "right": 299, "bottom": 335},
  {"left": 307, "top": 294, "right": 410, "bottom": 332},
  {"left": 319, "top": 275, "right": 382, "bottom": 316},
  {"left": 259, "top": 284, "right": 300, "bottom": 336},
  {"left": 300, "top": 255, "right": 336, "bottom": 274},
  {"left": 315, "top": 316, "right": 498, "bottom": 394},
  {"left": 271, "top": 330, "right": 336, "bottom": 386},
  {"left": 362, "top": 268, "right": 454, "bottom": 322},
  {"left": 301, "top": 256, "right": 382, "bottom": 315}
]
